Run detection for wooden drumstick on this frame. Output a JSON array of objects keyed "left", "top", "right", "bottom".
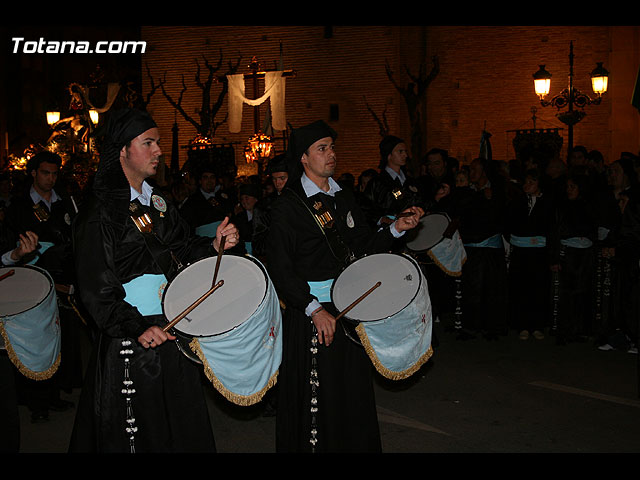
[
  {"left": 0, "top": 269, "right": 15, "bottom": 282},
  {"left": 163, "top": 279, "right": 224, "bottom": 333},
  {"left": 335, "top": 281, "right": 381, "bottom": 321},
  {"left": 212, "top": 235, "right": 226, "bottom": 288}
]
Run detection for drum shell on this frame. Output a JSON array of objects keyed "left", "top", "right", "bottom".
[
  {"left": 329, "top": 253, "right": 433, "bottom": 380},
  {"left": 0, "top": 265, "right": 61, "bottom": 380},
  {"left": 161, "top": 254, "right": 282, "bottom": 406}
]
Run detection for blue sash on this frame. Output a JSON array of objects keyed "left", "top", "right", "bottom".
[
  {"left": 561, "top": 237, "right": 593, "bottom": 249},
  {"left": 122, "top": 273, "right": 168, "bottom": 316},
  {"left": 510, "top": 234, "right": 547, "bottom": 248},
  {"left": 190, "top": 275, "right": 282, "bottom": 406},
  {"left": 308, "top": 279, "right": 334, "bottom": 303},
  {"left": 355, "top": 268, "right": 433, "bottom": 380},
  {"left": 195, "top": 221, "right": 222, "bottom": 238},
  {"left": 26, "top": 241, "right": 55, "bottom": 265},
  {"left": 464, "top": 233, "right": 503, "bottom": 249},
  {"left": 245, "top": 241, "right": 253, "bottom": 256}
]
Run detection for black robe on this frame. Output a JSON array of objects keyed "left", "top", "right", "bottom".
[
  {"left": 69, "top": 185, "right": 217, "bottom": 453},
  {"left": 266, "top": 176, "right": 396, "bottom": 453},
  {"left": 505, "top": 190, "right": 554, "bottom": 332},
  {"left": 179, "top": 189, "right": 231, "bottom": 235}
]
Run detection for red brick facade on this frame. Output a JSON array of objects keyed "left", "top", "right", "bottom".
[{"left": 141, "top": 25, "right": 640, "bottom": 179}]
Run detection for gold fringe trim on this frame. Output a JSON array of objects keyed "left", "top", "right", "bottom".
[
  {"left": 0, "top": 321, "right": 61, "bottom": 381},
  {"left": 355, "top": 323, "right": 433, "bottom": 381},
  {"left": 189, "top": 337, "right": 278, "bottom": 406},
  {"left": 426, "top": 249, "right": 466, "bottom": 277}
]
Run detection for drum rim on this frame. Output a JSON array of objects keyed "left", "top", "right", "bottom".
[
  {"left": 0, "top": 265, "right": 54, "bottom": 318},
  {"left": 405, "top": 211, "right": 451, "bottom": 253},
  {"left": 330, "top": 251, "right": 423, "bottom": 323},
  {"left": 161, "top": 253, "right": 269, "bottom": 338}
]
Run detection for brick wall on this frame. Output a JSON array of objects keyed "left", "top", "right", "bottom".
[{"left": 141, "top": 25, "right": 640, "bottom": 180}]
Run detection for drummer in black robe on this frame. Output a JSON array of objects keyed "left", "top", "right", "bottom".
[
  {"left": 68, "top": 108, "right": 239, "bottom": 453},
  {"left": 4, "top": 151, "right": 82, "bottom": 422},
  {"left": 179, "top": 164, "right": 232, "bottom": 238},
  {"left": 266, "top": 120, "right": 422, "bottom": 453},
  {"left": 445, "top": 158, "right": 509, "bottom": 340},
  {"left": 361, "top": 135, "right": 425, "bottom": 239}
]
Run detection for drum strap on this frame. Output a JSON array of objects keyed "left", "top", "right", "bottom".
[{"left": 287, "top": 187, "right": 354, "bottom": 266}]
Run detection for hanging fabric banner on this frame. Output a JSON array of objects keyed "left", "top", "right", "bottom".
[{"left": 227, "top": 71, "right": 286, "bottom": 133}]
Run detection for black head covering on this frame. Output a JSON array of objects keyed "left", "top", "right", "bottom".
[
  {"left": 378, "top": 135, "right": 404, "bottom": 169},
  {"left": 285, "top": 120, "right": 337, "bottom": 179},
  {"left": 238, "top": 182, "right": 262, "bottom": 200},
  {"left": 266, "top": 153, "right": 288, "bottom": 175},
  {"left": 91, "top": 108, "right": 158, "bottom": 222}
]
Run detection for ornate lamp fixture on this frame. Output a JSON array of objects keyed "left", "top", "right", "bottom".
[
  {"left": 533, "top": 41, "right": 609, "bottom": 152},
  {"left": 46, "top": 111, "right": 60, "bottom": 126},
  {"left": 244, "top": 131, "right": 274, "bottom": 164},
  {"left": 89, "top": 109, "right": 99, "bottom": 125}
]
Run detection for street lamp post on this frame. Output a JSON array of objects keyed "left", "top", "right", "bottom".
[{"left": 533, "top": 41, "right": 609, "bottom": 155}]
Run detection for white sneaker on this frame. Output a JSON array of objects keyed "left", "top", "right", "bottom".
[
  {"left": 519, "top": 330, "right": 529, "bottom": 340},
  {"left": 598, "top": 343, "right": 615, "bottom": 351},
  {"left": 628, "top": 347, "right": 638, "bottom": 354}
]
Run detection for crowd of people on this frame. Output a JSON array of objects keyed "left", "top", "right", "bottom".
[{"left": 1, "top": 107, "right": 639, "bottom": 453}]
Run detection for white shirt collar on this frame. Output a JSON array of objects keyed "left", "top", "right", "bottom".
[
  {"left": 130, "top": 181, "right": 154, "bottom": 207},
  {"left": 30, "top": 185, "right": 60, "bottom": 209},
  {"left": 200, "top": 187, "right": 217, "bottom": 200},
  {"left": 301, "top": 173, "right": 342, "bottom": 198},
  {"left": 385, "top": 166, "right": 406, "bottom": 185}
]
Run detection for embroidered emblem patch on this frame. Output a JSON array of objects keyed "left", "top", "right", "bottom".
[
  {"left": 151, "top": 195, "right": 167, "bottom": 213},
  {"left": 346, "top": 211, "right": 355, "bottom": 228}
]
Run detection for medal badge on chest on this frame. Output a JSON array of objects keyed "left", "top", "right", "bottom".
[
  {"left": 151, "top": 194, "right": 167, "bottom": 217},
  {"left": 312, "top": 200, "right": 334, "bottom": 229}
]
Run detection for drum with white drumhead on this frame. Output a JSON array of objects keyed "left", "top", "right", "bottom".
[
  {"left": 405, "top": 212, "right": 451, "bottom": 253},
  {"left": 0, "top": 265, "right": 61, "bottom": 380},
  {"left": 162, "top": 254, "right": 281, "bottom": 406},
  {"left": 331, "top": 253, "right": 433, "bottom": 380},
  {"left": 405, "top": 212, "right": 467, "bottom": 276}
]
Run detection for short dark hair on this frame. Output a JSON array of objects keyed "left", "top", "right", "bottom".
[{"left": 26, "top": 151, "right": 62, "bottom": 175}]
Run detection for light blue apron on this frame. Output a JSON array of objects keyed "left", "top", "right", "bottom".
[
  {"left": 428, "top": 230, "right": 467, "bottom": 276},
  {"left": 122, "top": 273, "right": 168, "bottom": 316},
  {"left": 190, "top": 269, "right": 282, "bottom": 406},
  {"left": 330, "top": 253, "right": 434, "bottom": 380},
  {"left": 0, "top": 266, "right": 61, "bottom": 380}
]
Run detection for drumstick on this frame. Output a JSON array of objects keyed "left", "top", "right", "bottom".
[
  {"left": 163, "top": 279, "right": 224, "bottom": 333},
  {"left": 0, "top": 269, "right": 15, "bottom": 282},
  {"left": 335, "top": 281, "right": 381, "bottom": 321},
  {"left": 212, "top": 235, "right": 226, "bottom": 288}
]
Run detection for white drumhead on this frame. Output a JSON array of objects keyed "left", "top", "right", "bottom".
[
  {"left": 0, "top": 266, "right": 53, "bottom": 317},
  {"left": 162, "top": 255, "right": 267, "bottom": 337},
  {"left": 331, "top": 253, "right": 422, "bottom": 322},
  {"left": 405, "top": 213, "right": 450, "bottom": 252}
]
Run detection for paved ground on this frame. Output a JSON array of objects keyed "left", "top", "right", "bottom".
[{"left": 14, "top": 319, "right": 640, "bottom": 454}]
